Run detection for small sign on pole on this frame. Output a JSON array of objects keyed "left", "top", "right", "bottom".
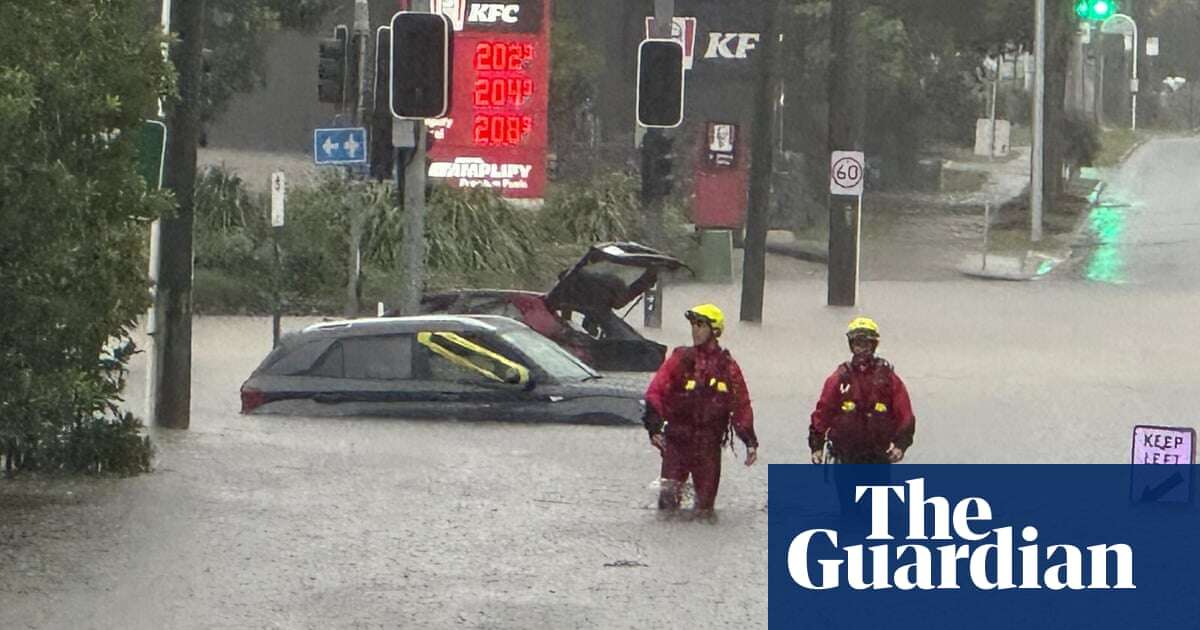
[
  {"left": 1146, "top": 36, "right": 1159, "bottom": 57},
  {"left": 271, "top": 171, "right": 286, "bottom": 227},
  {"left": 830, "top": 151, "right": 865, "bottom": 196},
  {"left": 1130, "top": 425, "right": 1195, "bottom": 504}
]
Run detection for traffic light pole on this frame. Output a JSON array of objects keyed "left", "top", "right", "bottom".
[
  {"left": 641, "top": 0, "right": 673, "bottom": 330},
  {"left": 395, "top": 0, "right": 433, "bottom": 316}
]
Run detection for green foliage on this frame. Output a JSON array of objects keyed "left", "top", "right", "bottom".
[
  {"left": 423, "top": 187, "right": 544, "bottom": 277},
  {"left": 193, "top": 167, "right": 356, "bottom": 314},
  {"left": 540, "top": 173, "right": 641, "bottom": 244},
  {"left": 0, "top": 0, "right": 171, "bottom": 475}
]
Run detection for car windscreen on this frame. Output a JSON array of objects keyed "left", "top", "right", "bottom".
[{"left": 500, "top": 327, "right": 598, "bottom": 382}]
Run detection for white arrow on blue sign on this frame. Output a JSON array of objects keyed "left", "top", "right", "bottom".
[{"left": 313, "top": 127, "right": 369, "bottom": 165}]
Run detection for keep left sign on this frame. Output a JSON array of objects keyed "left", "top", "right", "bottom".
[{"left": 1130, "top": 425, "right": 1195, "bottom": 504}]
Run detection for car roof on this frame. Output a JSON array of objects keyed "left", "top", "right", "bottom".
[{"left": 298, "top": 314, "right": 526, "bottom": 339}]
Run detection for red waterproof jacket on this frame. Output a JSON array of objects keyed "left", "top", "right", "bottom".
[
  {"left": 645, "top": 342, "right": 757, "bottom": 448},
  {"left": 808, "top": 357, "right": 915, "bottom": 458}
]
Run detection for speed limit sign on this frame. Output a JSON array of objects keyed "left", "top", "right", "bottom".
[{"left": 830, "top": 151, "right": 865, "bottom": 196}]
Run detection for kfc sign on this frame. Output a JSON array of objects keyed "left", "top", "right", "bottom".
[
  {"left": 703, "top": 32, "right": 761, "bottom": 59},
  {"left": 469, "top": 3, "right": 520, "bottom": 24},
  {"left": 434, "top": 0, "right": 542, "bottom": 32}
]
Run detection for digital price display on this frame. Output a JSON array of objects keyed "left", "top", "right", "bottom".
[
  {"left": 471, "top": 40, "right": 536, "bottom": 147},
  {"left": 426, "top": 0, "right": 549, "bottom": 199}
]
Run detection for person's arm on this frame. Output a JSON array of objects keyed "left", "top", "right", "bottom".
[
  {"left": 809, "top": 372, "right": 840, "bottom": 462},
  {"left": 726, "top": 359, "right": 757, "bottom": 449},
  {"left": 643, "top": 348, "right": 683, "bottom": 438},
  {"left": 889, "top": 371, "right": 916, "bottom": 452}
]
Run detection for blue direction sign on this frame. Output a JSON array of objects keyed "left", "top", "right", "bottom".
[{"left": 313, "top": 127, "right": 368, "bottom": 165}]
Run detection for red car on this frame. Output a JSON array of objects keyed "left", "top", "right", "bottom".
[{"left": 401, "top": 242, "right": 686, "bottom": 372}]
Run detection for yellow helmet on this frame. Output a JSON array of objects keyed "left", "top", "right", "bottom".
[
  {"left": 846, "top": 316, "right": 880, "bottom": 340},
  {"left": 686, "top": 303, "right": 725, "bottom": 334}
]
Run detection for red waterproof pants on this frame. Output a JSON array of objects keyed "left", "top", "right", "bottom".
[{"left": 659, "top": 440, "right": 723, "bottom": 510}]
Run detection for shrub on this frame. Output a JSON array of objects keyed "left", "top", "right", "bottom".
[{"left": 539, "top": 172, "right": 641, "bottom": 244}]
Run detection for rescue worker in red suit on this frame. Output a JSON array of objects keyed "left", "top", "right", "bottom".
[
  {"left": 643, "top": 304, "right": 758, "bottom": 516},
  {"left": 809, "top": 317, "right": 915, "bottom": 465}
]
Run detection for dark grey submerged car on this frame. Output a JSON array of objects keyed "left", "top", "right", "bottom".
[{"left": 240, "top": 315, "right": 645, "bottom": 425}]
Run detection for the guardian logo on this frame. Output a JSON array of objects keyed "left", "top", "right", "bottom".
[{"left": 788, "top": 478, "right": 1136, "bottom": 591}]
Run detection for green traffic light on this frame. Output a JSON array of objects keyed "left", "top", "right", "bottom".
[{"left": 1076, "top": 0, "right": 1118, "bottom": 21}]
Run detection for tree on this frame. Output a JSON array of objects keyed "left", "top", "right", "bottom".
[{"left": 0, "top": 0, "right": 172, "bottom": 472}]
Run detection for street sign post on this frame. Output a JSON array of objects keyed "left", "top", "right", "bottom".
[
  {"left": 313, "top": 127, "right": 369, "bottom": 165},
  {"left": 828, "top": 150, "right": 865, "bottom": 306},
  {"left": 1130, "top": 425, "right": 1195, "bottom": 504},
  {"left": 136, "top": 119, "right": 167, "bottom": 189}
]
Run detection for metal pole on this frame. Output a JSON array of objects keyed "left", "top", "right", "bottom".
[
  {"left": 983, "top": 202, "right": 991, "bottom": 271},
  {"left": 353, "top": 0, "right": 369, "bottom": 127},
  {"left": 272, "top": 229, "right": 282, "bottom": 346},
  {"left": 1031, "top": 0, "right": 1045, "bottom": 243},
  {"left": 1131, "top": 18, "right": 1139, "bottom": 131},
  {"left": 641, "top": 0, "right": 673, "bottom": 330},
  {"left": 989, "top": 71, "right": 999, "bottom": 159},
  {"left": 145, "top": 0, "right": 173, "bottom": 424}
]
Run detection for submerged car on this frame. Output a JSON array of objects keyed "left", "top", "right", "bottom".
[
  {"left": 240, "top": 315, "right": 645, "bottom": 425},
  {"left": 402, "top": 242, "right": 686, "bottom": 372}
]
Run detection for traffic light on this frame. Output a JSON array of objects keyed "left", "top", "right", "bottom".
[
  {"left": 641, "top": 131, "right": 676, "bottom": 199},
  {"left": 370, "top": 25, "right": 395, "bottom": 180},
  {"left": 636, "top": 39, "right": 685, "bottom": 128},
  {"left": 390, "top": 12, "right": 451, "bottom": 119},
  {"left": 318, "top": 25, "right": 350, "bottom": 104},
  {"left": 1075, "top": 0, "right": 1117, "bottom": 20}
]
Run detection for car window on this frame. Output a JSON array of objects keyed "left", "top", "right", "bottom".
[
  {"left": 417, "top": 331, "right": 529, "bottom": 386},
  {"left": 339, "top": 335, "right": 413, "bottom": 380},
  {"left": 263, "top": 339, "right": 334, "bottom": 375},
  {"left": 308, "top": 343, "right": 344, "bottom": 377},
  {"left": 499, "top": 327, "right": 597, "bottom": 382}
]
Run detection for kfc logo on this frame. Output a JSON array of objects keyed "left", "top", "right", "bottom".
[
  {"left": 703, "top": 32, "right": 761, "bottom": 59},
  {"left": 468, "top": 3, "right": 520, "bottom": 24}
]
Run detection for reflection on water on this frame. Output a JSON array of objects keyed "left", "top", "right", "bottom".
[{"left": 1084, "top": 205, "right": 1127, "bottom": 284}]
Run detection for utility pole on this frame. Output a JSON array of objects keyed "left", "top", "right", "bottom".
[
  {"left": 825, "top": 0, "right": 864, "bottom": 306},
  {"left": 1032, "top": 0, "right": 1046, "bottom": 243},
  {"left": 396, "top": 0, "right": 433, "bottom": 316},
  {"left": 739, "top": 0, "right": 781, "bottom": 323},
  {"left": 156, "top": 0, "right": 206, "bottom": 429}
]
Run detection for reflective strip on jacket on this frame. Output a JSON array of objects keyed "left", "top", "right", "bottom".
[
  {"left": 645, "top": 343, "right": 757, "bottom": 448},
  {"left": 808, "top": 358, "right": 915, "bottom": 457}
]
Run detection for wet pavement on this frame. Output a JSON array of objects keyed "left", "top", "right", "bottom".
[
  {"left": 1062, "top": 136, "right": 1200, "bottom": 288},
  {"left": 5, "top": 139, "right": 1200, "bottom": 628}
]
